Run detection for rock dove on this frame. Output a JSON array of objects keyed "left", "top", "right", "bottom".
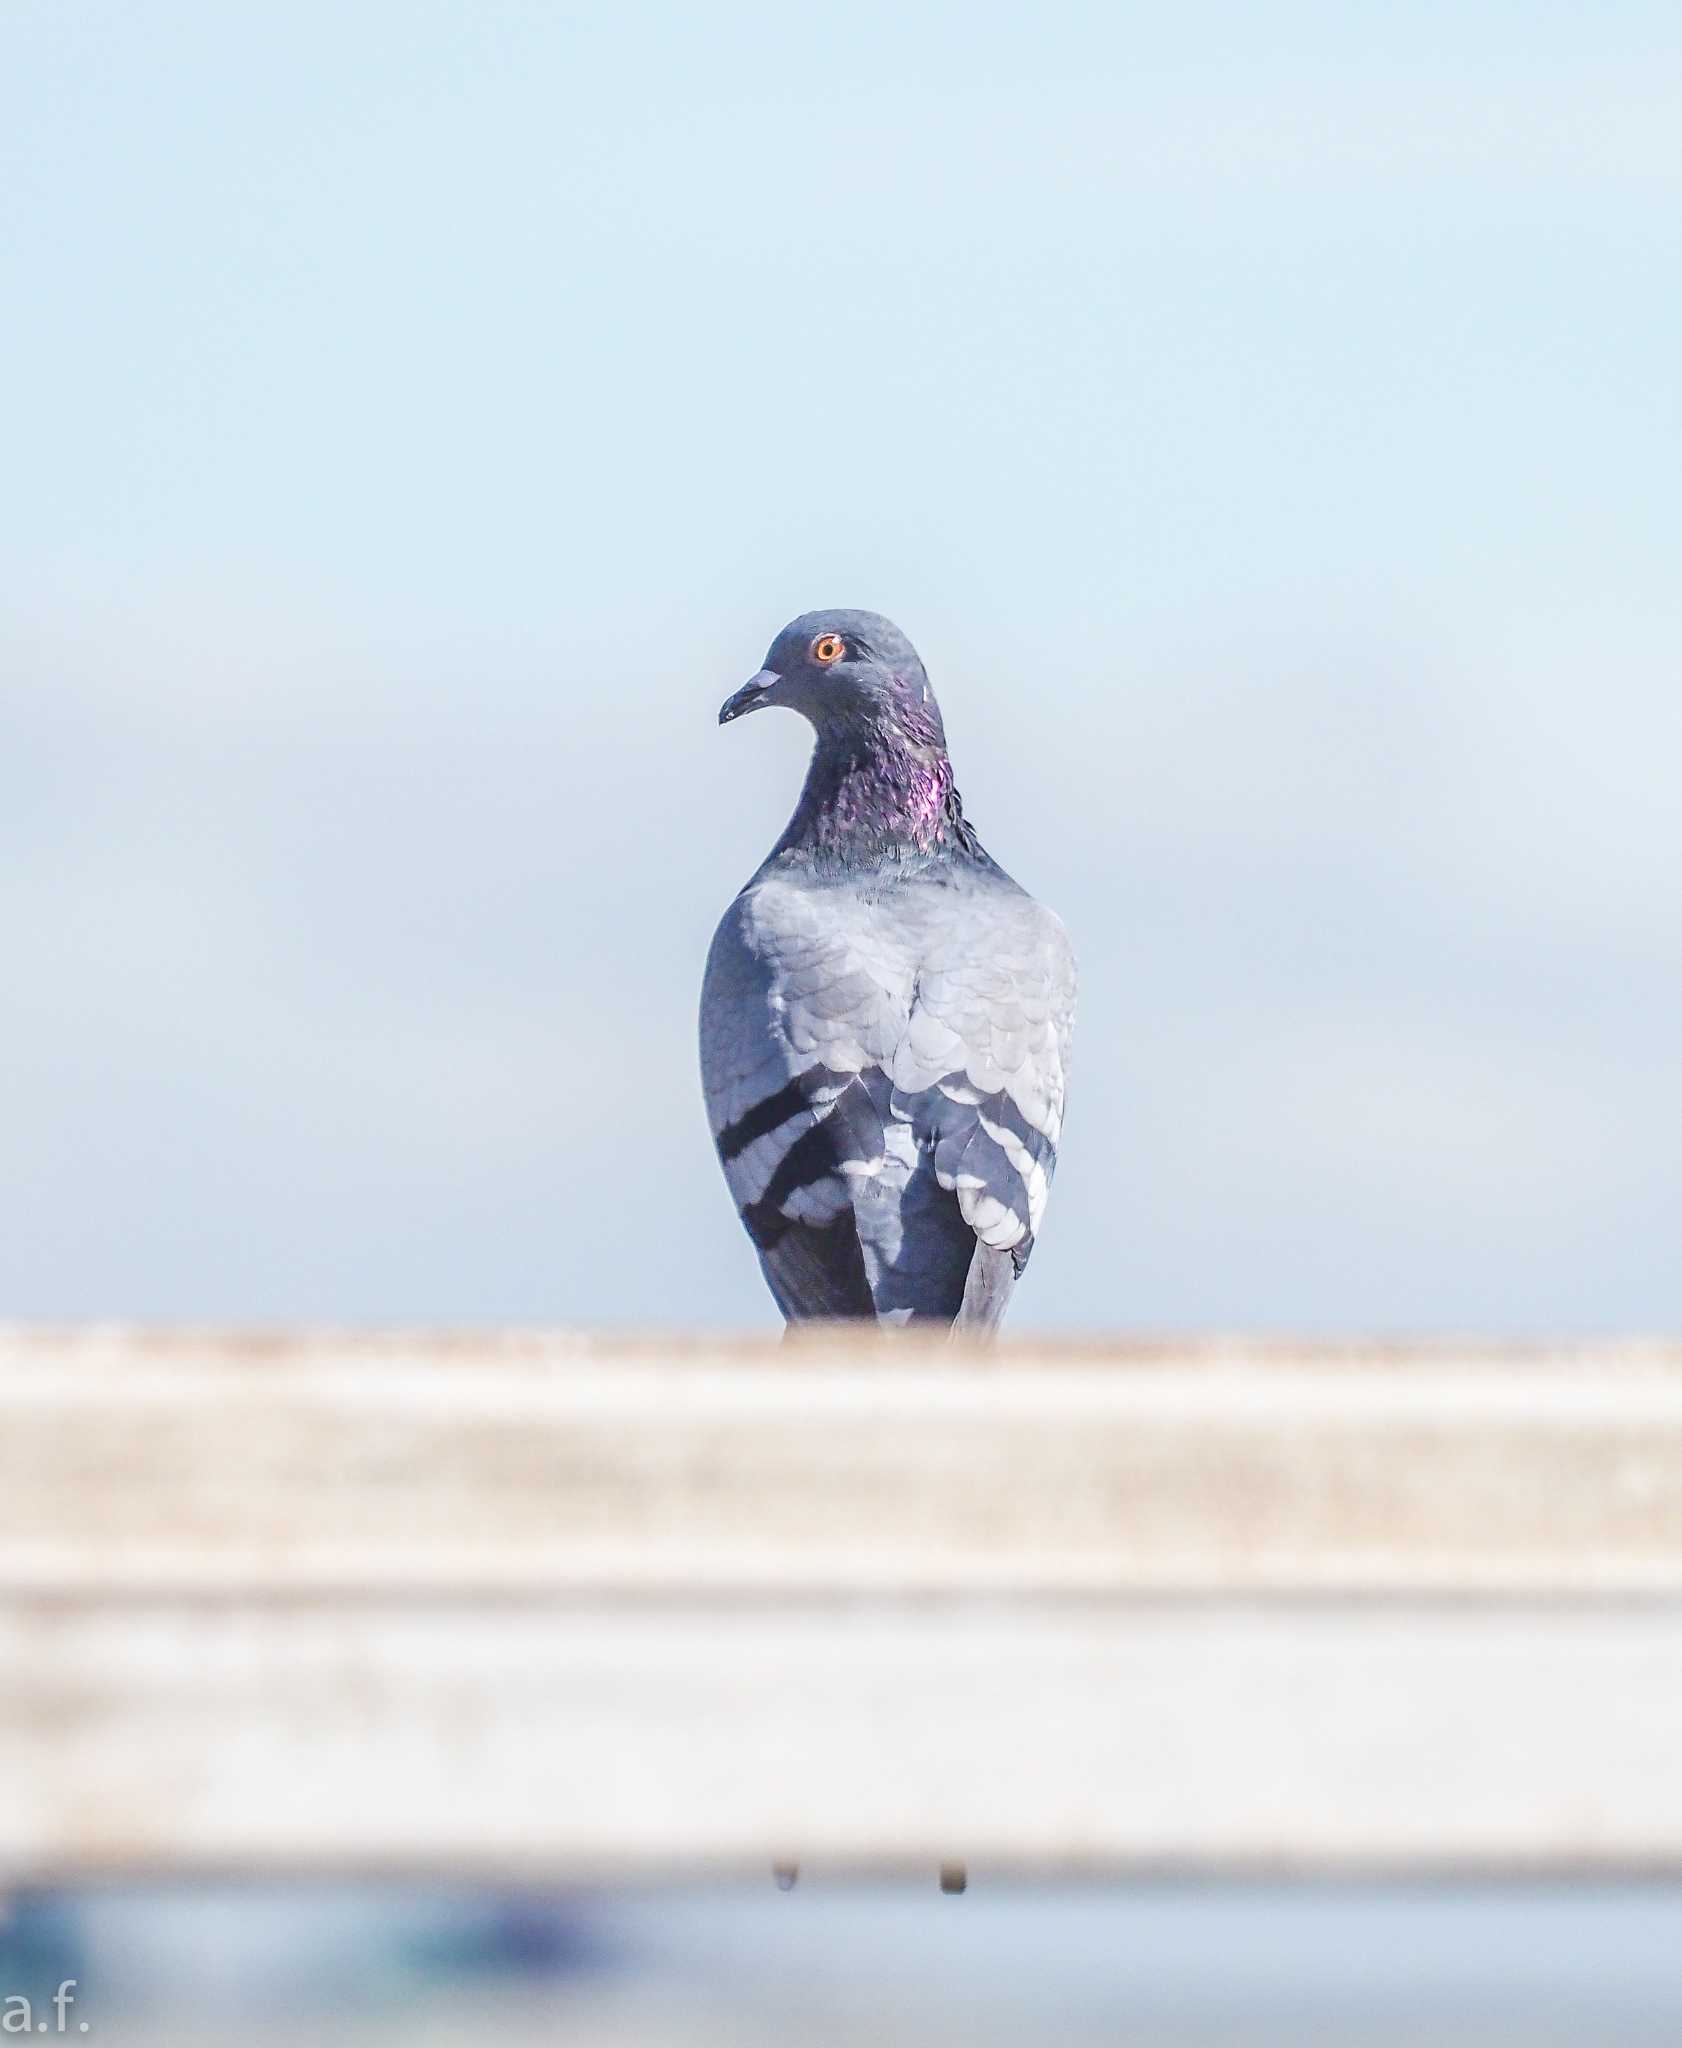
[{"left": 700, "top": 610, "right": 1076, "bottom": 1330}]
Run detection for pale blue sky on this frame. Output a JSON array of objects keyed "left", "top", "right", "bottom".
[{"left": 3, "top": 1, "right": 1679, "bottom": 1328}]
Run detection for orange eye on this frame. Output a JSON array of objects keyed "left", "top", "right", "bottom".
[{"left": 811, "top": 633, "right": 845, "bottom": 665}]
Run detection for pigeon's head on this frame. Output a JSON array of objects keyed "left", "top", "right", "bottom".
[{"left": 719, "top": 610, "right": 946, "bottom": 751}]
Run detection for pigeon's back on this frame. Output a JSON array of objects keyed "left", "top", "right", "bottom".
[{"left": 701, "top": 852, "right": 1075, "bottom": 1329}]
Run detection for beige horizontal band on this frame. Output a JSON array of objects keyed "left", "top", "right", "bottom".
[
  {"left": 1, "top": 1328, "right": 1678, "bottom": 1596},
  {"left": 3, "top": 1326, "right": 1679, "bottom": 1876}
]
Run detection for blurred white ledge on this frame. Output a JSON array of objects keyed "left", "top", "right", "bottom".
[{"left": 1, "top": 1326, "right": 1679, "bottom": 1878}]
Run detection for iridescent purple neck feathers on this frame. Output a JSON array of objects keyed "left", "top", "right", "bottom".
[{"left": 775, "top": 682, "right": 980, "bottom": 865}]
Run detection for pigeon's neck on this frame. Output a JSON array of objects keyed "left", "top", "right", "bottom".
[{"left": 775, "top": 725, "right": 980, "bottom": 866}]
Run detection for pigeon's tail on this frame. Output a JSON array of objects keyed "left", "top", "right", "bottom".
[
  {"left": 770, "top": 1227, "right": 1024, "bottom": 1336},
  {"left": 953, "top": 1241, "right": 1022, "bottom": 1333}
]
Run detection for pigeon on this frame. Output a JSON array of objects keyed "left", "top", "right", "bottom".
[{"left": 700, "top": 610, "right": 1076, "bottom": 1330}]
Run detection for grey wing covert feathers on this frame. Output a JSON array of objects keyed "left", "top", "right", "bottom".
[{"left": 699, "top": 607, "right": 1076, "bottom": 1333}]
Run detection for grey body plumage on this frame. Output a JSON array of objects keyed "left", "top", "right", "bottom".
[{"left": 700, "top": 610, "right": 1075, "bottom": 1331}]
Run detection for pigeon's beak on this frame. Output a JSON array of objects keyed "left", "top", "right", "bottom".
[{"left": 719, "top": 669, "right": 778, "bottom": 726}]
